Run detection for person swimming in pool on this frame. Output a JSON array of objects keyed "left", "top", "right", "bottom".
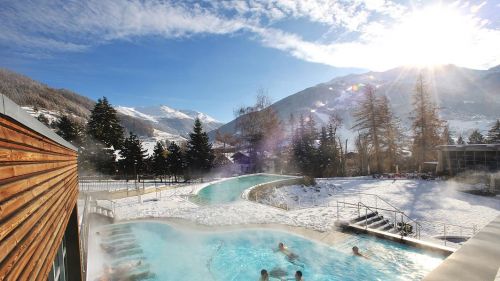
[
  {"left": 277, "top": 242, "right": 299, "bottom": 261},
  {"left": 260, "top": 269, "right": 269, "bottom": 281},
  {"left": 295, "top": 270, "right": 304, "bottom": 281},
  {"left": 352, "top": 246, "right": 367, "bottom": 258}
]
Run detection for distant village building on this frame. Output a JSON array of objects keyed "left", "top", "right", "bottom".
[
  {"left": 436, "top": 144, "right": 500, "bottom": 175},
  {"left": 231, "top": 151, "right": 252, "bottom": 173}
]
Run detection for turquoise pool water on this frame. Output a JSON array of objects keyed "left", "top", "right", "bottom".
[
  {"left": 193, "top": 174, "right": 290, "bottom": 204},
  {"left": 96, "top": 222, "right": 444, "bottom": 281}
]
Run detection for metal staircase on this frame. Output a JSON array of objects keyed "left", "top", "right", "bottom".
[{"left": 335, "top": 199, "right": 421, "bottom": 238}]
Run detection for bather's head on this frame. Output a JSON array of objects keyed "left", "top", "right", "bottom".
[
  {"left": 278, "top": 242, "right": 285, "bottom": 250},
  {"left": 261, "top": 269, "right": 268, "bottom": 280},
  {"left": 352, "top": 246, "right": 359, "bottom": 254},
  {"left": 295, "top": 270, "right": 303, "bottom": 280}
]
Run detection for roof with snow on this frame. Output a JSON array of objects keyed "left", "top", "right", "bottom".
[
  {"left": 437, "top": 144, "right": 500, "bottom": 151},
  {"left": 0, "top": 94, "right": 77, "bottom": 151}
]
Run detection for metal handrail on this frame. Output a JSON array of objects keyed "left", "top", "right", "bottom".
[
  {"left": 332, "top": 191, "right": 422, "bottom": 235},
  {"left": 334, "top": 200, "right": 421, "bottom": 238}
]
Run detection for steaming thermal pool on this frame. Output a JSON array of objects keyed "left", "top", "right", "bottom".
[
  {"left": 91, "top": 221, "right": 444, "bottom": 281},
  {"left": 193, "top": 174, "right": 291, "bottom": 204}
]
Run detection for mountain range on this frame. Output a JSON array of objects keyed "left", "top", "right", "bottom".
[
  {"left": 211, "top": 64, "right": 500, "bottom": 142},
  {"left": 115, "top": 105, "right": 222, "bottom": 138},
  {"left": 1, "top": 64, "right": 499, "bottom": 153},
  {"left": 0, "top": 68, "right": 222, "bottom": 147}
]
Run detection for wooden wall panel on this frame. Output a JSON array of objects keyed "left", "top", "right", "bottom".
[{"left": 0, "top": 114, "right": 80, "bottom": 281}]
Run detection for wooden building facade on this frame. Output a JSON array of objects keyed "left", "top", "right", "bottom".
[{"left": 0, "top": 94, "right": 82, "bottom": 281}]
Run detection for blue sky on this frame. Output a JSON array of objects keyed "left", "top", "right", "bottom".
[{"left": 1, "top": 0, "right": 499, "bottom": 122}]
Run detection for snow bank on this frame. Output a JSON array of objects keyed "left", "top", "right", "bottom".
[{"left": 99, "top": 177, "right": 499, "bottom": 241}]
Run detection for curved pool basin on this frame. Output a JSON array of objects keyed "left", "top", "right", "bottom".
[
  {"left": 91, "top": 222, "right": 444, "bottom": 281},
  {"left": 193, "top": 174, "right": 291, "bottom": 204}
]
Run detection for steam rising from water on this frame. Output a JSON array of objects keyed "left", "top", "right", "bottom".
[{"left": 87, "top": 221, "right": 444, "bottom": 281}]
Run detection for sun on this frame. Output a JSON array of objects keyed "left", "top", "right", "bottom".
[{"left": 383, "top": 4, "right": 479, "bottom": 68}]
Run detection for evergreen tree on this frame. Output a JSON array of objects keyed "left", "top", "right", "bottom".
[
  {"left": 352, "top": 85, "right": 386, "bottom": 173},
  {"left": 151, "top": 141, "right": 168, "bottom": 181},
  {"left": 327, "top": 115, "right": 342, "bottom": 176},
  {"left": 119, "top": 132, "right": 147, "bottom": 178},
  {"left": 292, "top": 114, "right": 318, "bottom": 177},
  {"left": 166, "top": 142, "right": 184, "bottom": 182},
  {"left": 379, "top": 95, "right": 403, "bottom": 172},
  {"left": 485, "top": 120, "right": 500, "bottom": 144},
  {"left": 317, "top": 127, "right": 330, "bottom": 177},
  {"left": 87, "top": 97, "right": 124, "bottom": 149},
  {"left": 457, "top": 135, "right": 465, "bottom": 145},
  {"left": 410, "top": 74, "right": 443, "bottom": 171},
  {"left": 185, "top": 118, "right": 215, "bottom": 178},
  {"left": 468, "top": 129, "right": 485, "bottom": 144},
  {"left": 37, "top": 114, "right": 51, "bottom": 127},
  {"left": 355, "top": 133, "right": 369, "bottom": 175},
  {"left": 79, "top": 135, "right": 116, "bottom": 175},
  {"left": 234, "top": 92, "right": 283, "bottom": 172},
  {"left": 441, "top": 124, "right": 455, "bottom": 145},
  {"left": 55, "top": 115, "right": 82, "bottom": 145}
]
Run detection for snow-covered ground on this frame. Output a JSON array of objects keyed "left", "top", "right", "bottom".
[
  {"left": 95, "top": 177, "right": 500, "bottom": 244},
  {"left": 260, "top": 178, "right": 500, "bottom": 237}
]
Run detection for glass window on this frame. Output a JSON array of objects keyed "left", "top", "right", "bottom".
[{"left": 47, "top": 236, "right": 68, "bottom": 281}]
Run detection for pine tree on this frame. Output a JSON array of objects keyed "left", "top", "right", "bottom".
[
  {"left": 457, "top": 135, "right": 465, "bottom": 145},
  {"left": 87, "top": 97, "right": 124, "bottom": 149},
  {"left": 468, "top": 129, "right": 485, "bottom": 144},
  {"left": 410, "top": 74, "right": 443, "bottom": 171},
  {"left": 234, "top": 92, "right": 283, "bottom": 172},
  {"left": 327, "top": 115, "right": 342, "bottom": 176},
  {"left": 485, "top": 120, "right": 500, "bottom": 144},
  {"left": 185, "top": 118, "right": 215, "bottom": 178},
  {"left": 355, "top": 133, "right": 369, "bottom": 175},
  {"left": 352, "top": 85, "right": 386, "bottom": 173},
  {"left": 55, "top": 115, "right": 82, "bottom": 145},
  {"left": 378, "top": 95, "right": 403, "bottom": 172},
  {"left": 317, "top": 127, "right": 330, "bottom": 177},
  {"left": 441, "top": 124, "right": 455, "bottom": 145},
  {"left": 166, "top": 142, "right": 184, "bottom": 182},
  {"left": 291, "top": 114, "right": 320, "bottom": 177},
  {"left": 151, "top": 141, "right": 168, "bottom": 181},
  {"left": 79, "top": 135, "right": 116, "bottom": 175},
  {"left": 37, "top": 114, "right": 51, "bottom": 127},
  {"left": 119, "top": 132, "right": 147, "bottom": 179}
]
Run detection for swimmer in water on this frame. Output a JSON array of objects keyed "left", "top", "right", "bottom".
[
  {"left": 277, "top": 242, "right": 299, "bottom": 261},
  {"left": 259, "top": 269, "right": 269, "bottom": 281},
  {"left": 352, "top": 246, "right": 368, "bottom": 258},
  {"left": 295, "top": 270, "right": 304, "bottom": 281}
]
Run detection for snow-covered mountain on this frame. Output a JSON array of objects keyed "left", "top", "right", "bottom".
[
  {"left": 116, "top": 105, "right": 223, "bottom": 138},
  {"left": 115, "top": 105, "right": 223, "bottom": 155},
  {"left": 212, "top": 64, "right": 500, "bottom": 142}
]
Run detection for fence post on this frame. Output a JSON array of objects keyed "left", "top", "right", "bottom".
[
  {"left": 336, "top": 201, "right": 339, "bottom": 220},
  {"left": 365, "top": 207, "right": 368, "bottom": 229},
  {"left": 444, "top": 224, "right": 447, "bottom": 246},
  {"left": 394, "top": 212, "right": 397, "bottom": 229}
]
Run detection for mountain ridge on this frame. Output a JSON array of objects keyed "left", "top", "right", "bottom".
[
  {"left": 0, "top": 68, "right": 221, "bottom": 142},
  {"left": 210, "top": 64, "right": 500, "bottom": 142}
]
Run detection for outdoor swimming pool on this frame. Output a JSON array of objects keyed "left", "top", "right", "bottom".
[
  {"left": 92, "top": 222, "right": 444, "bottom": 281},
  {"left": 193, "top": 174, "right": 291, "bottom": 204}
]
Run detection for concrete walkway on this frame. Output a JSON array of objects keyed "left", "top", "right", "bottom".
[{"left": 424, "top": 215, "right": 500, "bottom": 281}]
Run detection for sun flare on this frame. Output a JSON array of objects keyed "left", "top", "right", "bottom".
[{"left": 386, "top": 4, "right": 480, "bottom": 68}]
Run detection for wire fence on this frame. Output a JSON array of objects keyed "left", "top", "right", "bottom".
[{"left": 78, "top": 175, "right": 213, "bottom": 192}]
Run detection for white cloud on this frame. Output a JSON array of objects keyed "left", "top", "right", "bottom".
[{"left": 1, "top": 0, "right": 499, "bottom": 70}]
